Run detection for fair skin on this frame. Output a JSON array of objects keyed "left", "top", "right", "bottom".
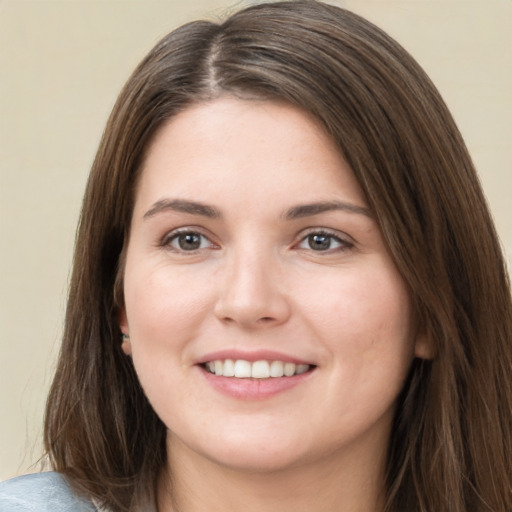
[{"left": 120, "top": 97, "right": 429, "bottom": 512}]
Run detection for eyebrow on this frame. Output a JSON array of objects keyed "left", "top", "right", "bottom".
[
  {"left": 143, "top": 198, "right": 372, "bottom": 221},
  {"left": 143, "top": 199, "right": 221, "bottom": 220},
  {"left": 284, "top": 200, "right": 372, "bottom": 219}
]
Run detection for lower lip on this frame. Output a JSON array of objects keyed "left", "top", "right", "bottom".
[{"left": 199, "top": 366, "right": 314, "bottom": 400}]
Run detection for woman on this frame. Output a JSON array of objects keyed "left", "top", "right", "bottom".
[{"left": 1, "top": 1, "right": 511, "bottom": 511}]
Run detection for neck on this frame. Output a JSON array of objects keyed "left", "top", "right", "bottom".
[{"left": 157, "top": 434, "right": 388, "bottom": 512}]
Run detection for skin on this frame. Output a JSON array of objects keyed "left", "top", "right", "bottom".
[{"left": 120, "top": 97, "right": 429, "bottom": 512}]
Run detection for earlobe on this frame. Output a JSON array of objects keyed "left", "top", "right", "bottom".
[
  {"left": 118, "top": 308, "right": 132, "bottom": 355},
  {"left": 121, "top": 333, "right": 132, "bottom": 355},
  {"left": 414, "top": 332, "right": 435, "bottom": 360}
]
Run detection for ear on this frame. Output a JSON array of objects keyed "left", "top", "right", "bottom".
[
  {"left": 413, "top": 331, "right": 435, "bottom": 360},
  {"left": 118, "top": 308, "right": 132, "bottom": 356}
]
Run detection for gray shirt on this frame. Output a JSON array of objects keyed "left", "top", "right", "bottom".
[{"left": 0, "top": 472, "right": 101, "bottom": 512}]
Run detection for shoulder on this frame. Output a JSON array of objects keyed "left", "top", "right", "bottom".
[{"left": 0, "top": 472, "right": 97, "bottom": 512}]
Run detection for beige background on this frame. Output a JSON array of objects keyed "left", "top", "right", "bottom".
[{"left": 0, "top": 0, "right": 510, "bottom": 480}]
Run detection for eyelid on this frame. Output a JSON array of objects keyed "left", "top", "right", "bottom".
[
  {"left": 158, "top": 225, "right": 354, "bottom": 254},
  {"left": 294, "top": 227, "right": 355, "bottom": 252},
  {"left": 161, "top": 226, "right": 219, "bottom": 252}
]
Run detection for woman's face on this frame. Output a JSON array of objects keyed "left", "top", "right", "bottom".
[{"left": 121, "top": 98, "right": 428, "bottom": 473}]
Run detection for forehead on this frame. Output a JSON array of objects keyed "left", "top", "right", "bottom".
[{"left": 134, "top": 97, "right": 367, "bottom": 216}]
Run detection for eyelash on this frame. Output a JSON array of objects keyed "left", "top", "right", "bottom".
[
  {"left": 295, "top": 229, "right": 354, "bottom": 254},
  {"left": 161, "top": 228, "right": 216, "bottom": 253},
  {"left": 161, "top": 228, "right": 354, "bottom": 254}
]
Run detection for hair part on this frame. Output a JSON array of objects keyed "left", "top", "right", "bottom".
[{"left": 44, "top": 2, "right": 512, "bottom": 511}]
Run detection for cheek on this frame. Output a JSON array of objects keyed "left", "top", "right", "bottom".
[
  {"left": 121, "top": 267, "right": 217, "bottom": 400},
  {"left": 304, "top": 265, "right": 412, "bottom": 342},
  {"left": 122, "top": 266, "right": 214, "bottom": 410},
  {"left": 297, "top": 261, "right": 416, "bottom": 400},
  {"left": 124, "top": 263, "right": 215, "bottom": 340}
]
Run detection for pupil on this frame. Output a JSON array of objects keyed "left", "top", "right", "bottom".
[
  {"left": 309, "top": 234, "right": 330, "bottom": 250},
  {"left": 179, "top": 233, "right": 201, "bottom": 250}
]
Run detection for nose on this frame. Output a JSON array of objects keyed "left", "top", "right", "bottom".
[{"left": 214, "top": 249, "right": 291, "bottom": 329}]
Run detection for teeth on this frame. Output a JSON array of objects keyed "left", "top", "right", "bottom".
[
  {"left": 284, "top": 362, "right": 296, "bottom": 377},
  {"left": 204, "top": 359, "right": 312, "bottom": 378},
  {"left": 234, "top": 360, "right": 252, "bottom": 378},
  {"left": 269, "top": 360, "right": 284, "bottom": 377},
  {"left": 223, "top": 359, "right": 235, "bottom": 377},
  {"left": 252, "top": 360, "right": 270, "bottom": 379},
  {"left": 296, "top": 364, "right": 310, "bottom": 375}
]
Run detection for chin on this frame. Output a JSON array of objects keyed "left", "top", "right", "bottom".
[
  {"left": 169, "top": 426, "right": 312, "bottom": 474},
  {"left": 206, "top": 446, "right": 308, "bottom": 474}
]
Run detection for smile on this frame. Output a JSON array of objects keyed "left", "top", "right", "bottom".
[{"left": 203, "top": 359, "right": 313, "bottom": 378}]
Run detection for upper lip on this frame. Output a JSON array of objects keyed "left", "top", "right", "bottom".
[{"left": 195, "top": 349, "right": 315, "bottom": 366}]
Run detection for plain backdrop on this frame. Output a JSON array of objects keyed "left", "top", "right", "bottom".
[{"left": 1, "top": 0, "right": 511, "bottom": 479}]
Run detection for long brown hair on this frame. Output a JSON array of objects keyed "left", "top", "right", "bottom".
[{"left": 44, "top": 2, "right": 512, "bottom": 510}]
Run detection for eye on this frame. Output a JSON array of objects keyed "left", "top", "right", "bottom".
[
  {"left": 165, "top": 230, "right": 213, "bottom": 252},
  {"left": 297, "top": 231, "right": 352, "bottom": 252}
]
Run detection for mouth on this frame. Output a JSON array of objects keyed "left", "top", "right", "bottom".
[
  {"left": 197, "top": 353, "right": 317, "bottom": 399},
  {"left": 201, "top": 359, "right": 315, "bottom": 379}
]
